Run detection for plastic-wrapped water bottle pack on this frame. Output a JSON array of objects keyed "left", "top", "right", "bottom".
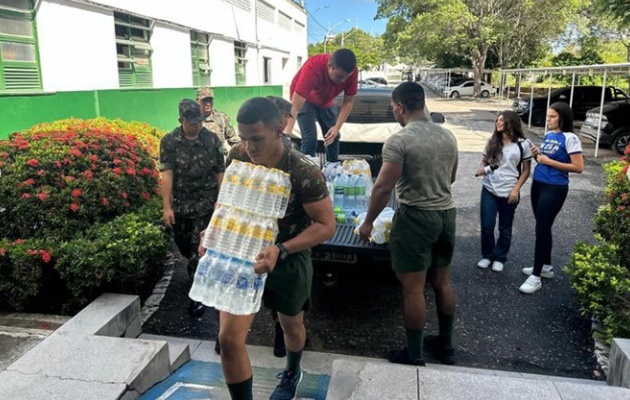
[{"left": 189, "top": 160, "right": 291, "bottom": 315}]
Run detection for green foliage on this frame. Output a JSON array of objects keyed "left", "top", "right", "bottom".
[
  {"left": 0, "top": 120, "right": 161, "bottom": 241},
  {"left": 565, "top": 239, "right": 630, "bottom": 344},
  {"left": 55, "top": 202, "right": 169, "bottom": 313},
  {"left": 0, "top": 118, "right": 169, "bottom": 314},
  {"left": 0, "top": 239, "right": 53, "bottom": 311},
  {"left": 566, "top": 151, "right": 630, "bottom": 343},
  {"left": 595, "top": 0, "right": 630, "bottom": 26},
  {"left": 309, "top": 28, "right": 386, "bottom": 70}
]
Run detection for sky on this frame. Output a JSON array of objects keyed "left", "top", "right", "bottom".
[{"left": 303, "top": 0, "right": 388, "bottom": 44}]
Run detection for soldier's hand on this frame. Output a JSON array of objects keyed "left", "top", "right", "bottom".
[
  {"left": 197, "top": 230, "right": 207, "bottom": 257},
  {"left": 254, "top": 245, "right": 280, "bottom": 274},
  {"left": 358, "top": 222, "right": 373, "bottom": 242},
  {"left": 163, "top": 208, "right": 175, "bottom": 227}
]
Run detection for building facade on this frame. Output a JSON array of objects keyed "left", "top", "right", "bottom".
[{"left": 0, "top": 0, "right": 307, "bottom": 93}]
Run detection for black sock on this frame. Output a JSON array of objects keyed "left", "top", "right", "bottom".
[
  {"left": 286, "top": 348, "right": 303, "bottom": 374},
  {"left": 405, "top": 329, "right": 424, "bottom": 361},
  {"left": 438, "top": 312, "right": 455, "bottom": 347},
  {"left": 227, "top": 376, "right": 253, "bottom": 400}
]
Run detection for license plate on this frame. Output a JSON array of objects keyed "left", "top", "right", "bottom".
[{"left": 312, "top": 251, "right": 358, "bottom": 264}]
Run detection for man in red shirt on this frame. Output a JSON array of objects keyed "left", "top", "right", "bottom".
[{"left": 286, "top": 49, "right": 358, "bottom": 162}]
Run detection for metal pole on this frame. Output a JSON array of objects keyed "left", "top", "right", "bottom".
[
  {"left": 517, "top": 72, "right": 522, "bottom": 98},
  {"left": 594, "top": 70, "right": 608, "bottom": 158},
  {"left": 528, "top": 74, "right": 534, "bottom": 128},
  {"left": 545, "top": 72, "right": 552, "bottom": 132},
  {"left": 569, "top": 71, "right": 576, "bottom": 108}
]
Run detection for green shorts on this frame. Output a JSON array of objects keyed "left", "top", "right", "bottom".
[
  {"left": 263, "top": 250, "right": 312, "bottom": 316},
  {"left": 389, "top": 205, "right": 456, "bottom": 273}
]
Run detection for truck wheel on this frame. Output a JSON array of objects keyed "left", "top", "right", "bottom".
[
  {"left": 531, "top": 111, "right": 546, "bottom": 127},
  {"left": 481, "top": 90, "right": 490, "bottom": 98},
  {"left": 613, "top": 130, "right": 630, "bottom": 155},
  {"left": 450, "top": 91, "right": 460, "bottom": 98}
]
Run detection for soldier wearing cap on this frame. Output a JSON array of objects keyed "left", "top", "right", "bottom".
[
  {"left": 196, "top": 87, "right": 239, "bottom": 155},
  {"left": 159, "top": 99, "right": 226, "bottom": 319}
]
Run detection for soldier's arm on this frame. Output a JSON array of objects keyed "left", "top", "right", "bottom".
[
  {"left": 282, "top": 197, "right": 335, "bottom": 254},
  {"left": 161, "top": 169, "right": 175, "bottom": 226},
  {"left": 223, "top": 114, "right": 240, "bottom": 146}
]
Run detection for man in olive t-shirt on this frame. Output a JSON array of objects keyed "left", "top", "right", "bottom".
[{"left": 359, "top": 82, "right": 459, "bottom": 367}]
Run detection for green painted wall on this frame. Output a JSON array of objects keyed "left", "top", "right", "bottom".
[{"left": 0, "top": 85, "right": 282, "bottom": 139}]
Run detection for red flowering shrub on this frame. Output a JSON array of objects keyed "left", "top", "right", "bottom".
[
  {"left": 0, "top": 126, "right": 161, "bottom": 241},
  {"left": 0, "top": 118, "right": 170, "bottom": 313},
  {"left": 0, "top": 239, "right": 54, "bottom": 311}
]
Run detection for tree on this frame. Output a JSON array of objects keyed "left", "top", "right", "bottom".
[
  {"left": 308, "top": 29, "right": 386, "bottom": 71},
  {"left": 596, "top": 0, "right": 630, "bottom": 26},
  {"left": 376, "top": 0, "right": 582, "bottom": 96}
]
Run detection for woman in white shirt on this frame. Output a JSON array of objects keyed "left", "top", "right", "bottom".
[{"left": 476, "top": 111, "right": 532, "bottom": 272}]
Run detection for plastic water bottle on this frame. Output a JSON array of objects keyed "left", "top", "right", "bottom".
[
  {"left": 189, "top": 250, "right": 212, "bottom": 301},
  {"left": 218, "top": 160, "right": 241, "bottom": 206},
  {"left": 355, "top": 174, "right": 367, "bottom": 213},
  {"left": 278, "top": 171, "right": 291, "bottom": 217},
  {"left": 233, "top": 162, "right": 252, "bottom": 208},
  {"left": 343, "top": 174, "right": 356, "bottom": 216},
  {"left": 228, "top": 260, "right": 253, "bottom": 315},
  {"left": 244, "top": 165, "right": 266, "bottom": 213},
  {"left": 215, "top": 256, "right": 236, "bottom": 309},
  {"left": 263, "top": 219, "right": 278, "bottom": 248},
  {"left": 203, "top": 205, "right": 228, "bottom": 250},
  {"left": 244, "top": 216, "right": 265, "bottom": 261},
  {"left": 333, "top": 174, "right": 345, "bottom": 208},
  {"left": 247, "top": 273, "right": 267, "bottom": 312},
  {"left": 204, "top": 253, "right": 227, "bottom": 305},
  {"left": 257, "top": 169, "right": 276, "bottom": 216}
]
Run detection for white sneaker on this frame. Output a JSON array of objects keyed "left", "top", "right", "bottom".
[
  {"left": 522, "top": 265, "right": 554, "bottom": 278},
  {"left": 519, "top": 276, "right": 542, "bottom": 294},
  {"left": 491, "top": 261, "right": 504, "bottom": 272},
  {"left": 477, "top": 258, "right": 491, "bottom": 269}
]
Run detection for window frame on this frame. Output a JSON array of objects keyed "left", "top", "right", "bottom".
[
  {"left": 234, "top": 41, "right": 247, "bottom": 86},
  {"left": 114, "top": 11, "right": 154, "bottom": 89},
  {"left": 191, "top": 30, "right": 211, "bottom": 86},
  {"left": 0, "top": 0, "right": 42, "bottom": 92}
]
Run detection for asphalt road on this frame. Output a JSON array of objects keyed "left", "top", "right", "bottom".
[{"left": 144, "top": 96, "right": 616, "bottom": 380}]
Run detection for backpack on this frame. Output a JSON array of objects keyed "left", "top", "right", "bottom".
[{"left": 515, "top": 138, "right": 525, "bottom": 178}]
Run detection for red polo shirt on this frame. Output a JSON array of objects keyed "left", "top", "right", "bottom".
[{"left": 290, "top": 54, "right": 358, "bottom": 109}]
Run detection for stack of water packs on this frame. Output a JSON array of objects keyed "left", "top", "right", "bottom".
[{"left": 189, "top": 160, "right": 291, "bottom": 315}]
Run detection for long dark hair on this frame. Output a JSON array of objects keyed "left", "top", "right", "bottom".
[
  {"left": 485, "top": 111, "right": 525, "bottom": 165},
  {"left": 549, "top": 102, "right": 574, "bottom": 133}
]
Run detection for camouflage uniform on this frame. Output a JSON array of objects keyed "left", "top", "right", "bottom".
[
  {"left": 159, "top": 126, "right": 225, "bottom": 272},
  {"left": 227, "top": 144, "right": 329, "bottom": 316},
  {"left": 202, "top": 110, "right": 238, "bottom": 155}
]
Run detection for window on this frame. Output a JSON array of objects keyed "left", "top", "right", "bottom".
[
  {"left": 234, "top": 41, "right": 247, "bottom": 86},
  {"left": 278, "top": 11, "right": 291, "bottom": 30},
  {"left": 191, "top": 31, "right": 211, "bottom": 86},
  {"left": 263, "top": 56, "right": 271, "bottom": 84},
  {"left": 114, "top": 12, "right": 153, "bottom": 88},
  {"left": 294, "top": 21, "right": 305, "bottom": 37},
  {"left": 223, "top": 0, "right": 251, "bottom": 12},
  {"left": 297, "top": 56, "right": 302, "bottom": 68},
  {"left": 256, "top": 0, "right": 274, "bottom": 23},
  {"left": 0, "top": 0, "right": 41, "bottom": 91}
]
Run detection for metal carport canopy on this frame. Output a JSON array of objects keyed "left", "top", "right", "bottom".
[{"left": 499, "top": 63, "right": 630, "bottom": 157}]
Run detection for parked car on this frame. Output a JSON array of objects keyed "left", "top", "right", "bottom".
[
  {"left": 365, "top": 77, "right": 388, "bottom": 86},
  {"left": 443, "top": 80, "right": 494, "bottom": 98},
  {"left": 512, "top": 86, "right": 628, "bottom": 127},
  {"left": 580, "top": 100, "right": 630, "bottom": 155}
]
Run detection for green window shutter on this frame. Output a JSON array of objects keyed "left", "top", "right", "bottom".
[
  {"left": 118, "top": 68, "right": 133, "bottom": 88},
  {"left": 135, "top": 65, "right": 153, "bottom": 88},
  {"left": 2, "top": 63, "right": 39, "bottom": 90}
]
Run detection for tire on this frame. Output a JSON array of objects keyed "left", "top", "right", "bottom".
[
  {"left": 612, "top": 130, "right": 630, "bottom": 155},
  {"left": 531, "top": 111, "right": 546, "bottom": 127},
  {"left": 450, "top": 91, "right": 460, "bottom": 98},
  {"left": 481, "top": 90, "right": 490, "bottom": 98}
]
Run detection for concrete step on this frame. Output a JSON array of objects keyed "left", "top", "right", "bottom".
[
  {"left": 0, "top": 331, "right": 171, "bottom": 399},
  {"left": 168, "top": 342, "right": 191, "bottom": 373},
  {"left": 326, "top": 359, "right": 630, "bottom": 400}
]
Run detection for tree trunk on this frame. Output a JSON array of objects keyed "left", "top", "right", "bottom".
[{"left": 470, "top": 45, "right": 488, "bottom": 97}]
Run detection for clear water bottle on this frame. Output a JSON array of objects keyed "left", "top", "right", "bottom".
[
  {"left": 355, "top": 174, "right": 367, "bottom": 213},
  {"left": 333, "top": 174, "right": 345, "bottom": 208},
  {"left": 343, "top": 174, "right": 356, "bottom": 216},
  {"left": 218, "top": 160, "right": 242, "bottom": 206},
  {"left": 227, "top": 260, "right": 253, "bottom": 315},
  {"left": 204, "top": 253, "right": 227, "bottom": 305},
  {"left": 263, "top": 218, "right": 278, "bottom": 248},
  {"left": 221, "top": 208, "right": 239, "bottom": 257},
  {"left": 203, "top": 205, "right": 228, "bottom": 250},
  {"left": 233, "top": 162, "right": 252, "bottom": 208},
  {"left": 244, "top": 216, "right": 265, "bottom": 261},
  {"left": 214, "top": 256, "right": 237, "bottom": 310},
  {"left": 232, "top": 212, "right": 249, "bottom": 260},
  {"left": 244, "top": 165, "right": 265, "bottom": 213},
  {"left": 247, "top": 273, "right": 267, "bottom": 313},
  {"left": 278, "top": 171, "right": 291, "bottom": 217},
  {"left": 189, "top": 250, "right": 212, "bottom": 302}
]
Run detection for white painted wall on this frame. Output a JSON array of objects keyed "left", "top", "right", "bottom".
[
  {"left": 35, "top": 0, "right": 307, "bottom": 91},
  {"left": 151, "top": 23, "right": 192, "bottom": 88},
  {"left": 37, "top": 0, "right": 119, "bottom": 91}
]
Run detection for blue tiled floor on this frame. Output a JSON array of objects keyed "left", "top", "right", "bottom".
[{"left": 140, "top": 360, "right": 330, "bottom": 400}]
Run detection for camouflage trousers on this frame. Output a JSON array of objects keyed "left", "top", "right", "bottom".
[{"left": 172, "top": 213, "right": 212, "bottom": 278}]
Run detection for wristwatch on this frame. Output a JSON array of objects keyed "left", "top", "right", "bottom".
[{"left": 276, "top": 243, "right": 288, "bottom": 260}]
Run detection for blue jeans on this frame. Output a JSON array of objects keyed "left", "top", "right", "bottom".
[
  {"left": 297, "top": 102, "right": 341, "bottom": 162},
  {"left": 480, "top": 187, "right": 518, "bottom": 263}
]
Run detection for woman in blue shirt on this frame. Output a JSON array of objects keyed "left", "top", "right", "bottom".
[{"left": 519, "top": 102, "right": 584, "bottom": 294}]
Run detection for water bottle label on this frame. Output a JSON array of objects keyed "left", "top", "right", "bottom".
[
  {"left": 244, "top": 177, "right": 253, "bottom": 187},
  {"left": 253, "top": 277, "right": 263, "bottom": 290},
  {"left": 264, "top": 229, "right": 275, "bottom": 242},
  {"left": 228, "top": 175, "right": 239, "bottom": 185},
  {"left": 249, "top": 225, "right": 264, "bottom": 239},
  {"left": 220, "top": 272, "right": 233, "bottom": 284},
  {"left": 225, "top": 218, "right": 237, "bottom": 232},
  {"left": 236, "top": 276, "right": 248, "bottom": 289},
  {"left": 237, "top": 222, "right": 248, "bottom": 235},
  {"left": 211, "top": 217, "right": 223, "bottom": 227}
]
